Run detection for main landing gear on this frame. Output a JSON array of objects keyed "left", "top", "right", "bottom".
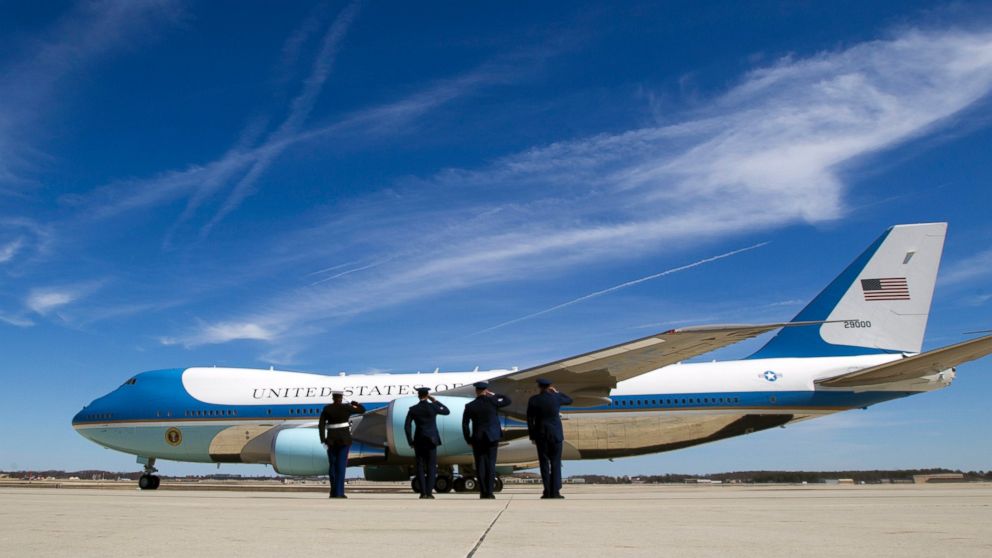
[
  {"left": 138, "top": 456, "right": 161, "bottom": 490},
  {"left": 409, "top": 466, "right": 504, "bottom": 494},
  {"left": 449, "top": 475, "right": 503, "bottom": 493}
]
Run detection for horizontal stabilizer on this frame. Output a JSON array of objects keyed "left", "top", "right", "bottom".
[{"left": 816, "top": 333, "right": 992, "bottom": 389}]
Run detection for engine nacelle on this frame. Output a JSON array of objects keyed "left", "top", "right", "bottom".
[
  {"left": 386, "top": 396, "right": 474, "bottom": 458},
  {"left": 270, "top": 427, "right": 385, "bottom": 476},
  {"left": 364, "top": 465, "right": 410, "bottom": 482}
]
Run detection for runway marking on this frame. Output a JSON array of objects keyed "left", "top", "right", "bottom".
[{"left": 466, "top": 496, "right": 512, "bottom": 558}]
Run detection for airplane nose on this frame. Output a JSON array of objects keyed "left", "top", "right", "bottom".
[{"left": 72, "top": 408, "right": 90, "bottom": 441}]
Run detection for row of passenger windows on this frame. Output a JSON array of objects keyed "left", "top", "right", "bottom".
[
  {"left": 82, "top": 413, "right": 112, "bottom": 420},
  {"left": 184, "top": 409, "right": 239, "bottom": 417},
  {"left": 612, "top": 397, "right": 741, "bottom": 407},
  {"left": 180, "top": 409, "right": 318, "bottom": 418}
]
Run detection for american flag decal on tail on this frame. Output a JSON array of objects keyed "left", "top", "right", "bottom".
[{"left": 861, "top": 278, "right": 910, "bottom": 301}]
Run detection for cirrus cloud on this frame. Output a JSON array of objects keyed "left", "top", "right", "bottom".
[{"left": 170, "top": 27, "right": 992, "bottom": 347}]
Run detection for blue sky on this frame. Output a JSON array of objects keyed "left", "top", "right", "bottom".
[{"left": 2, "top": 1, "right": 991, "bottom": 476}]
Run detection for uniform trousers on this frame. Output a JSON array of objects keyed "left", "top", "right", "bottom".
[
  {"left": 325, "top": 443, "right": 350, "bottom": 497},
  {"left": 472, "top": 440, "right": 499, "bottom": 496},
  {"left": 413, "top": 441, "right": 438, "bottom": 495},
  {"left": 535, "top": 438, "right": 563, "bottom": 497}
]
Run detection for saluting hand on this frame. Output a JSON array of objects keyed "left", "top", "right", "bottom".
[
  {"left": 483, "top": 389, "right": 494, "bottom": 397},
  {"left": 549, "top": 386, "right": 558, "bottom": 393},
  {"left": 428, "top": 395, "right": 437, "bottom": 402}
]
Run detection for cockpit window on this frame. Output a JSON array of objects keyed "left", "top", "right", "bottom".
[{"left": 122, "top": 377, "right": 137, "bottom": 386}]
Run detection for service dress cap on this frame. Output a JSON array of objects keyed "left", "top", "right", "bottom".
[
  {"left": 536, "top": 378, "right": 552, "bottom": 387},
  {"left": 416, "top": 387, "right": 431, "bottom": 395},
  {"left": 473, "top": 381, "right": 489, "bottom": 390}
]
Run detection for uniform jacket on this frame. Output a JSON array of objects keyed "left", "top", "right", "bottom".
[
  {"left": 404, "top": 399, "right": 451, "bottom": 447},
  {"left": 318, "top": 401, "right": 366, "bottom": 446},
  {"left": 462, "top": 393, "right": 512, "bottom": 445},
  {"left": 526, "top": 391, "right": 573, "bottom": 443}
]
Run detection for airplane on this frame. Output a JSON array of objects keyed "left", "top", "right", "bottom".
[{"left": 72, "top": 222, "right": 992, "bottom": 491}]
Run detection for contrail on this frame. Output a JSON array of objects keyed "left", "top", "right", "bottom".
[
  {"left": 308, "top": 257, "right": 394, "bottom": 286},
  {"left": 471, "top": 242, "right": 769, "bottom": 335},
  {"left": 306, "top": 260, "right": 361, "bottom": 277}
]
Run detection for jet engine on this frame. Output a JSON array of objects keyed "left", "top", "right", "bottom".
[
  {"left": 363, "top": 465, "right": 410, "bottom": 481},
  {"left": 270, "top": 427, "right": 386, "bottom": 476},
  {"left": 385, "top": 396, "right": 474, "bottom": 458}
]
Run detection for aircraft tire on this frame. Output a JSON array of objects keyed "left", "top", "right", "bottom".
[
  {"left": 410, "top": 477, "right": 421, "bottom": 493},
  {"left": 463, "top": 476, "right": 478, "bottom": 492},
  {"left": 138, "top": 474, "right": 155, "bottom": 490},
  {"left": 453, "top": 477, "right": 467, "bottom": 492},
  {"left": 494, "top": 476, "right": 503, "bottom": 492},
  {"left": 435, "top": 476, "right": 453, "bottom": 493}
]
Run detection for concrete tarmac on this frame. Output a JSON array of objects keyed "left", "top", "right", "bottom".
[{"left": 2, "top": 484, "right": 990, "bottom": 557}]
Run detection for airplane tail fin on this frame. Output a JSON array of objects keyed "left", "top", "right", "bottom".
[{"left": 749, "top": 223, "right": 947, "bottom": 359}]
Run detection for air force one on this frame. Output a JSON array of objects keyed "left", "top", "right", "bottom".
[{"left": 73, "top": 223, "right": 992, "bottom": 491}]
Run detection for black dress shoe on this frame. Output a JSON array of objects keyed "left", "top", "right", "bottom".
[
  {"left": 419, "top": 494, "right": 429, "bottom": 499},
  {"left": 540, "top": 495, "right": 551, "bottom": 499},
  {"left": 485, "top": 495, "right": 496, "bottom": 499},
  {"left": 552, "top": 494, "right": 565, "bottom": 499}
]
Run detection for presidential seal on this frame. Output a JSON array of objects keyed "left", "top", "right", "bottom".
[{"left": 165, "top": 427, "right": 183, "bottom": 446}]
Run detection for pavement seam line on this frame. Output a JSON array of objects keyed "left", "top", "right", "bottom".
[{"left": 465, "top": 496, "right": 512, "bottom": 558}]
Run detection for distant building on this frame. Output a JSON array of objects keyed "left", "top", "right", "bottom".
[{"left": 913, "top": 473, "right": 965, "bottom": 484}]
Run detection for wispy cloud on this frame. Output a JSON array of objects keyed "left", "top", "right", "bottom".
[
  {"left": 64, "top": 27, "right": 554, "bottom": 236},
  {"left": 161, "top": 320, "right": 278, "bottom": 346},
  {"left": 940, "top": 247, "right": 992, "bottom": 286},
  {"left": 472, "top": 242, "right": 769, "bottom": 335},
  {"left": 0, "top": 218, "right": 54, "bottom": 269},
  {"left": 309, "top": 258, "right": 393, "bottom": 286},
  {"left": 0, "top": 313, "right": 34, "bottom": 328},
  {"left": 24, "top": 281, "right": 105, "bottom": 318},
  {"left": 26, "top": 290, "right": 76, "bottom": 315},
  {"left": 56, "top": 2, "right": 362, "bottom": 235},
  {"left": 167, "top": 27, "right": 992, "bottom": 347},
  {"left": 0, "top": 238, "right": 23, "bottom": 264},
  {"left": 199, "top": 0, "right": 363, "bottom": 238},
  {"left": 26, "top": 289, "right": 77, "bottom": 316},
  {"left": 0, "top": 0, "right": 182, "bottom": 192}
]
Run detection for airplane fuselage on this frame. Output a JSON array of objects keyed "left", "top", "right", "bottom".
[{"left": 71, "top": 354, "right": 953, "bottom": 470}]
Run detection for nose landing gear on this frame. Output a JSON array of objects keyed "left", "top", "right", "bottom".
[{"left": 137, "top": 457, "right": 161, "bottom": 490}]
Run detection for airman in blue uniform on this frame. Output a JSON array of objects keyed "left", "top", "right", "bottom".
[
  {"left": 462, "top": 381, "right": 512, "bottom": 499},
  {"left": 526, "top": 378, "right": 573, "bottom": 499},
  {"left": 404, "top": 387, "right": 450, "bottom": 499}
]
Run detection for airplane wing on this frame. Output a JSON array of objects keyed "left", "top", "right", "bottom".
[
  {"left": 816, "top": 333, "right": 992, "bottom": 389},
  {"left": 350, "top": 321, "right": 825, "bottom": 444},
  {"left": 438, "top": 321, "right": 824, "bottom": 415}
]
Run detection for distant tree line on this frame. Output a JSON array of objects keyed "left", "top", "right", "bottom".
[
  {"left": 571, "top": 469, "right": 992, "bottom": 484},
  {"left": 6, "top": 468, "right": 992, "bottom": 483},
  {"left": 1, "top": 470, "right": 280, "bottom": 481}
]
